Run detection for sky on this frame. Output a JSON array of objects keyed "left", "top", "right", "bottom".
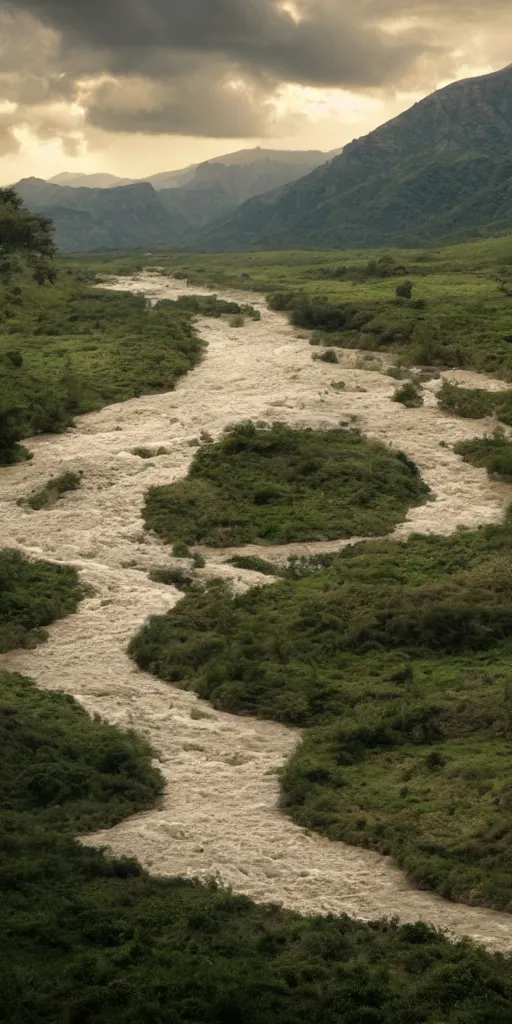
[{"left": 0, "top": 0, "right": 511, "bottom": 183}]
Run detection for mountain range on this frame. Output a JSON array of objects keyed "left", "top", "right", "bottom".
[
  {"left": 16, "top": 148, "right": 336, "bottom": 251},
  {"left": 192, "top": 64, "right": 512, "bottom": 251},
  {"left": 14, "top": 65, "right": 512, "bottom": 252}
]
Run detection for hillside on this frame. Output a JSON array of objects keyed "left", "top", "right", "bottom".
[
  {"left": 158, "top": 152, "right": 335, "bottom": 228},
  {"left": 14, "top": 178, "right": 187, "bottom": 251},
  {"left": 190, "top": 64, "right": 512, "bottom": 251},
  {"left": 49, "top": 171, "right": 136, "bottom": 188},
  {"left": 17, "top": 148, "right": 336, "bottom": 250}
]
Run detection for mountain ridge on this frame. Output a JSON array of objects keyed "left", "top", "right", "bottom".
[{"left": 188, "top": 64, "right": 512, "bottom": 251}]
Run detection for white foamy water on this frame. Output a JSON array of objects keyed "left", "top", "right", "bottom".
[{"left": 1, "top": 272, "right": 511, "bottom": 951}]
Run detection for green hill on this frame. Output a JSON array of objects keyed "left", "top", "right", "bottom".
[{"left": 190, "top": 64, "right": 512, "bottom": 251}]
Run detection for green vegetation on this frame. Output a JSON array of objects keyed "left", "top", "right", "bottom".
[
  {"left": 174, "top": 293, "right": 260, "bottom": 319},
  {"left": 148, "top": 566, "right": 198, "bottom": 591},
  {"left": 438, "top": 381, "right": 512, "bottom": 423},
  {"left": 0, "top": 194, "right": 204, "bottom": 464},
  {"left": 4, "top": 672, "right": 512, "bottom": 1023},
  {"left": 20, "top": 470, "right": 82, "bottom": 511},
  {"left": 393, "top": 381, "right": 424, "bottom": 408},
  {"left": 131, "top": 512, "right": 512, "bottom": 911},
  {"left": 227, "top": 554, "right": 284, "bottom": 576},
  {"left": 110, "top": 235, "right": 512, "bottom": 381},
  {"left": 454, "top": 430, "right": 512, "bottom": 480},
  {"left": 0, "top": 549, "right": 84, "bottom": 653},
  {"left": 142, "top": 422, "right": 429, "bottom": 547},
  {"left": 188, "top": 65, "right": 512, "bottom": 252},
  {"left": 131, "top": 446, "right": 169, "bottom": 459}
]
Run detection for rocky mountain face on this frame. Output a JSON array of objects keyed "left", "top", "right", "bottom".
[{"left": 189, "top": 65, "right": 512, "bottom": 251}]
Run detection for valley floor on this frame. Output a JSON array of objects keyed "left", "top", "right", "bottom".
[{"left": 1, "top": 273, "right": 512, "bottom": 951}]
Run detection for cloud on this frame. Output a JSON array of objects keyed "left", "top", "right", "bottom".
[{"left": 0, "top": 0, "right": 511, "bottom": 145}]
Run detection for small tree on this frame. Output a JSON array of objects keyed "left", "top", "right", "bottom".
[{"left": 396, "top": 280, "right": 414, "bottom": 299}]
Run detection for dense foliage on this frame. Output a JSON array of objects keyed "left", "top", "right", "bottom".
[
  {"left": 438, "top": 382, "right": 512, "bottom": 424},
  {"left": 3, "top": 670, "right": 512, "bottom": 1024},
  {"left": 174, "top": 293, "right": 260, "bottom": 319},
  {"left": 0, "top": 549, "right": 84, "bottom": 653},
  {"left": 454, "top": 430, "right": 512, "bottom": 480},
  {"left": 0, "top": 271, "right": 203, "bottom": 464},
  {"left": 0, "top": 186, "right": 56, "bottom": 286},
  {"left": 130, "top": 513, "right": 512, "bottom": 911},
  {"left": 143, "top": 422, "right": 429, "bottom": 546}
]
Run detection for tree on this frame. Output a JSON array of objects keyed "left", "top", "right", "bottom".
[
  {"left": 0, "top": 187, "right": 56, "bottom": 285},
  {"left": 396, "top": 280, "right": 414, "bottom": 299}
]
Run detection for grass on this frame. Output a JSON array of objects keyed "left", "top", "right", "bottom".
[
  {"left": 454, "top": 430, "right": 512, "bottom": 480},
  {"left": 130, "top": 511, "right": 512, "bottom": 912},
  {"left": 20, "top": 470, "right": 82, "bottom": 510},
  {"left": 142, "top": 421, "right": 429, "bottom": 547},
  {"left": 0, "top": 269, "right": 203, "bottom": 463},
  {"left": 4, "top": 668, "right": 512, "bottom": 1023},
  {"left": 437, "top": 381, "right": 512, "bottom": 424},
  {"left": 0, "top": 549, "right": 84, "bottom": 653},
  {"left": 78, "top": 235, "right": 512, "bottom": 380}
]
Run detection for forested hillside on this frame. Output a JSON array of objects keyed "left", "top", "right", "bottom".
[{"left": 191, "top": 64, "right": 512, "bottom": 251}]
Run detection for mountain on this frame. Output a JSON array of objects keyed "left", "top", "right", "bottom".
[
  {"left": 49, "top": 172, "right": 136, "bottom": 188},
  {"left": 16, "top": 147, "right": 338, "bottom": 251},
  {"left": 157, "top": 151, "right": 337, "bottom": 228},
  {"left": 189, "top": 64, "right": 512, "bottom": 251},
  {"left": 15, "top": 178, "right": 187, "bottom": 251}
]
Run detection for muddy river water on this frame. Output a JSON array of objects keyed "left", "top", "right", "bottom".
[{"left": 1, "top": 272, "right": 512, "bottom": 952}]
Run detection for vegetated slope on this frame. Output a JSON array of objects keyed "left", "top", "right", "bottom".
[
  {"left": 0, "top": 270, "right": 203, "bottom": 464},
  {"left": 14, "top": 179, "right": 187, "bottom": 252},
  {"left": 142, "top": 422, "right": 429, "bottom": 546},
  {"left": 190, "top": 64, "right": 512, "bottom": 251},
  {"left": 4, "top": 673, "right": 512, "bottom": 1023},
  {"left": 131, "top": 513, "right": 512, "bottom": 912},
  {"left": 0, "top": 549, "right": 84, "bottom": 653}
]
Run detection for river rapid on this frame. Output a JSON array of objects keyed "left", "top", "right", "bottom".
[{"left": 1, "top": 272, "right": 512, "bottom": 952}]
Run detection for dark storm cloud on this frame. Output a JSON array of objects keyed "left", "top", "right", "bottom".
[
  {"left": 1, "top": 0, "right": 511, "bottom": 139},
  {"left": 10, "top": 0, "right": 429, "bottom": 89}
]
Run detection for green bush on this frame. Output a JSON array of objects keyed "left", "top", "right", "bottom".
[
  {"left": 455, "top": 430, "right": 512, "bottom": 480},
  {"left": 318, "top": 349, "right": 338, "bottom": 364},
  {"left": 142, "top": 422, "right": 429, "bottom": 547},
  {"left": 21, "top": 470, "right": 82, "bottom": 511},
  {"left": 0, "top": 549, "right": 84, "bottom": 653},
  {"left": 130, "top": 513, "right": 512, "bottom": 910},
  {"left": 393, "top": 381, "right": 424, "bottom": 408},
  {"left": 438, "top": 381, "right": 512, "bottom": 424}
]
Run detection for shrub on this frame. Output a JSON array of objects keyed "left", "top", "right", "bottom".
[
  {"left": 393, "top": 381, "right": 424, "bottom": 408},
  {"left": 21, "top": 471, "right": 82, "bottom": 511},
  {"left": 396, "top": 280, "right": 414, "bottom": 299},
  {"left": 318, "top": 349, "right": 338, "bottom": 364}
]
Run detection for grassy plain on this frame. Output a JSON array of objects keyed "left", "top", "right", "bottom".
[
  {"left": 75, "top": 235, "right": 512, "bottom": 380},
  {"left": 130, "top": 513, "right": 512, "bottom": 912},
  {"left": 143, "top": 422, "right": 429, "bottom": 547}
]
